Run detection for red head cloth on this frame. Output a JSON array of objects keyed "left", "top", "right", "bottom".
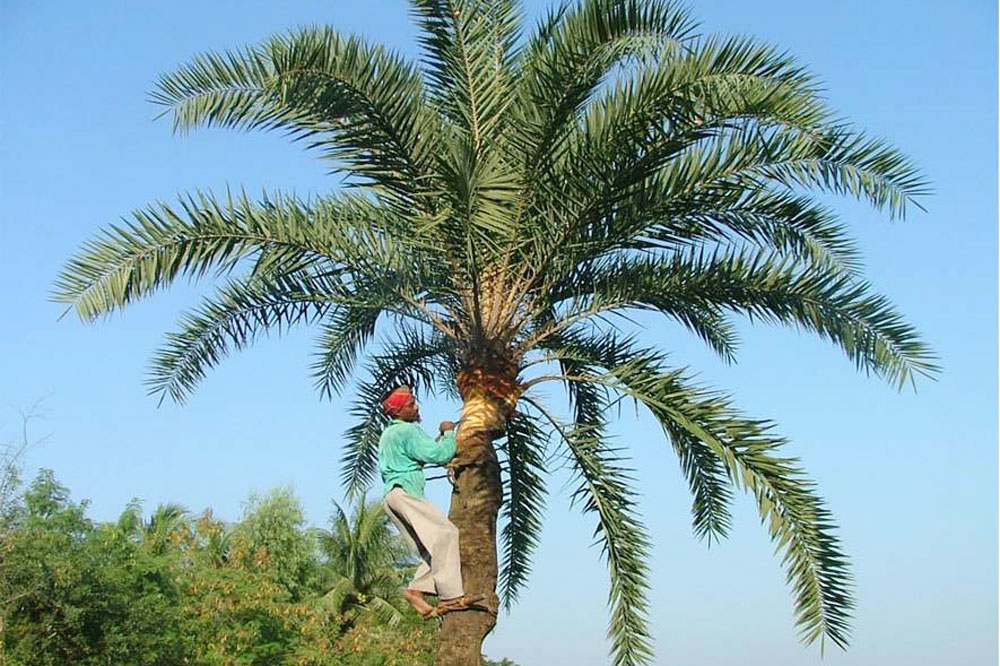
[{"left": 382, "top": 387, "right": 413, "bottom": 416}]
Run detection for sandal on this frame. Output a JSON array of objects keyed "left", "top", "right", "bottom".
[{"left": 429, "top": 594, "right": 487, "bottom": 618}]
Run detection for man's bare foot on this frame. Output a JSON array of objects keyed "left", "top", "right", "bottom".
[{"left": 402, "top": 589, "right": 435, "bottom": 618}]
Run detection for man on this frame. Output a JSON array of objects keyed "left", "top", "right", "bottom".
[{"left": 378, "top": 385, "right": 481, "bottom": 618}]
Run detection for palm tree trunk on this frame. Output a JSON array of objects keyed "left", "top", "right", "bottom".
[{"left": 436, "top": 367, "right": 517, "bottom": 666}]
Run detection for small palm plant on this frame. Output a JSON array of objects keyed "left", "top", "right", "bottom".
[
  {"left": 314, "top": 497, "right": 413, "bottom": 627},
  {"left": 55, "top": 1, "right": 936, "bottom": 664}
]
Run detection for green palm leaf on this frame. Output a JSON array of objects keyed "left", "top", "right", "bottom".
[
  {"left": 148, "top": 276, "right": 333, "bottom": 404},
  {"left": 316, "top": 496, "right": 410, "bottom": 624},
  {"left": 52, "top": 190, "right": 387, "bottom": 321},
  {"left": 523, "top": 395, "right": 653, "bottom": 666},
  {"left": 538, "top": 248, "right": 937, "bottom": 389},
  {"left": 411, "top": 0, "right": 520, "bottom": 149},
  {"left": 152, "top": 27, "right": 441, "bottom": 206},
  {"left": 540, "top": 328, "right": 734, "bottom": 545},
  {"left": 521, "top": 344, "right": 653, "bottom": 666},
  {"left": 497, "top": 410, "right": 548, "bottom": 610},
  {"left": 535, "top": 332, "right": 853, "bottom": 650}
]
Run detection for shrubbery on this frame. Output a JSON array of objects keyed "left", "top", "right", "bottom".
[{"left": 0, "top": 470, "right": 513, "bottom": 666}]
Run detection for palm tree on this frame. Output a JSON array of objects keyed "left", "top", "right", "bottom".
[
  {"left": 116, "top": 500, "right": 190, "bottom": 556},
  {"left": 314, "top": 497, "right": 412, "bottom": 627},
  {"left": 54, "top": 1, "right": 937, "bottom": 664}
]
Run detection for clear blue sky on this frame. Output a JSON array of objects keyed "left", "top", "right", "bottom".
[{"left": 1, "top": 1, "right": 996, "bottom": 664}]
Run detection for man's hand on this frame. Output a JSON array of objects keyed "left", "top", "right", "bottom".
[{"left": 439, "top": 420, "right": 457, "bottom": 434}]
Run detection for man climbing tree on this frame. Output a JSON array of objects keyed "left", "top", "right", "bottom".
[{"left": 378, "top": 385, "right": 482, "bottom": 618}]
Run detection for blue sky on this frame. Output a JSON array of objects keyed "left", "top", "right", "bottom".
[{"left": 1, "top": 1, "right": 996, "bottom": 664}]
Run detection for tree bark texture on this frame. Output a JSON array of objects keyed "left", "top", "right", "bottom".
[{"left": 436, "top": 366, "right": 518, "bottom": 666}]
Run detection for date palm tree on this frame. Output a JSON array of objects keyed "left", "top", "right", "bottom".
[{"left": 55, "top": 1, "right": 936, "bottom": 664}]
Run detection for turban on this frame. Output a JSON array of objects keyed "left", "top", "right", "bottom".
[{"left": 382, "top": 386, "right": 413, "bottom": 416}]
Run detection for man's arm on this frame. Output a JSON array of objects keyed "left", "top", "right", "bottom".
[{"left": 402, "top": 423, "right": 457, "bottom": 466}]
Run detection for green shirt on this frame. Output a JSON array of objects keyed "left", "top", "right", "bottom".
[{"left": 377, "top": 419, "right": 457, "bottom": 498}]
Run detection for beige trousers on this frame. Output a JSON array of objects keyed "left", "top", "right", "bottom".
[{"left": 384, "top": 487, "right": 464, "bottom": 599}]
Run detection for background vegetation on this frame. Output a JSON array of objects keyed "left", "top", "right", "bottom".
[{"left": 0, "top": 449, "right": 516, "bottom": 666}]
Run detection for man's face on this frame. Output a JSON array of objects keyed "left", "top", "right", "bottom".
[{"left": 396, "top": 395, "right": 421, "bottom": 422}]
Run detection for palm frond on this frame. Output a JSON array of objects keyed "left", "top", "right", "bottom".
[
  {"left": 522, "top": 344, "right": 653, "bottom": 666},
  {"left": 536, "top": 260, "right": 740, "bottom": 362},
  {"left": 363, "top": 595, "right": 407, "bottom": 627},
  {"left": 516, "top": 36, "right": 834, "bottom": 287},
  {"left": 626, "top": 187, "right": 862, "bottom": 274},
  {"left": 664, "top": 424, "right": 734, "bottom": 545},
  {"left": 410, "top": 0, "right": 520, "bottom": 148},
  {"left": 539, "top": 329, "right": 734, "bottom": 545},
  {"left": 148, "top": 275, "right": 334, "bottom": 404},
  {"left": 537, "top": 334, "right": 853, "bottom": 650},
  {"left": 53, "top": 191, "right": 348, "bottom": 321},
  {"left": 54, "top": 190, "right": 447, "bottom": 339},
  {"left": 521, "top": 35, "right": 925, "bottom": 288},
  {"left": 556, "top": 418, "right": 653, "bottom": 666},
  {"left": 517, "top": 0, "right": 698, "bottom": 168},
  {"left": 645, "top": 123, "right": 929, "bottom": 221},
  {"left": 640, "top": 373, "right": 852, "bottom": 649},
  {"left": 498, "top": 409, "right": 548, "bottom": 610},
  {"left": 317, "top": 496, "right": 409, "bottom": 625},
  {"left": 559, "top": 35, "right": 830, "bottom": 184},
  {"left": 540, "top": 249, "right": 937, "bottom": 389},
  {"left": 354, "top": 496, "right": 401, "bottom": 569},
  {"left": 152, "top": 27, "right": 441, "bottom": 206},
  {"left": 54, "top": 191, "right": 317, "bottom": 321},
  {"left": 408, "top": 1, "right": 529, "bottom": 266},
  {"left": 311, "top": 295, "right": 394, "bottom": 401},
  {"left": 317, "top": 573, "right": 356, "bottom": 617}
]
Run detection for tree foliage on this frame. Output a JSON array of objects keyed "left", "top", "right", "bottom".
[{"left": 0, "top": 470, "right": 520, "bottom": 666}]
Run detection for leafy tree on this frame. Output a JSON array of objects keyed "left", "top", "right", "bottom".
[
  {"left": 176, "top": 562, "right": 334, "bottom": 665},
  {"left": 18, "top": 469, "right": 90, "bottom": 537},
  {"left": 0, "top": 413, "right": 38, "bottom": 666},
  {"left": 193, "top": 508, "right": 235, "bottom": 567},
  {"left": 55, "top": 1, "right": 936, "bottom": 664},
  {"left": 229, "top": 488, "right": 318, "bottom": 600},
  {"left": 2, "top": 472, "right": 185, "bottom": 666},
  {"left": 334, "top": 611, "right": 438, "bottom": 666},
  {"left": 314, "top": 496, "right": 412, "bottom": 627},
  {"left": 168, "top": 495, "right": 339, "bottom": 666}
]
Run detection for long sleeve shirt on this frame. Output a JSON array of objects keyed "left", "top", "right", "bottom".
[{"left": 377, "top": 419, "right": 457, "bottom": 498}]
